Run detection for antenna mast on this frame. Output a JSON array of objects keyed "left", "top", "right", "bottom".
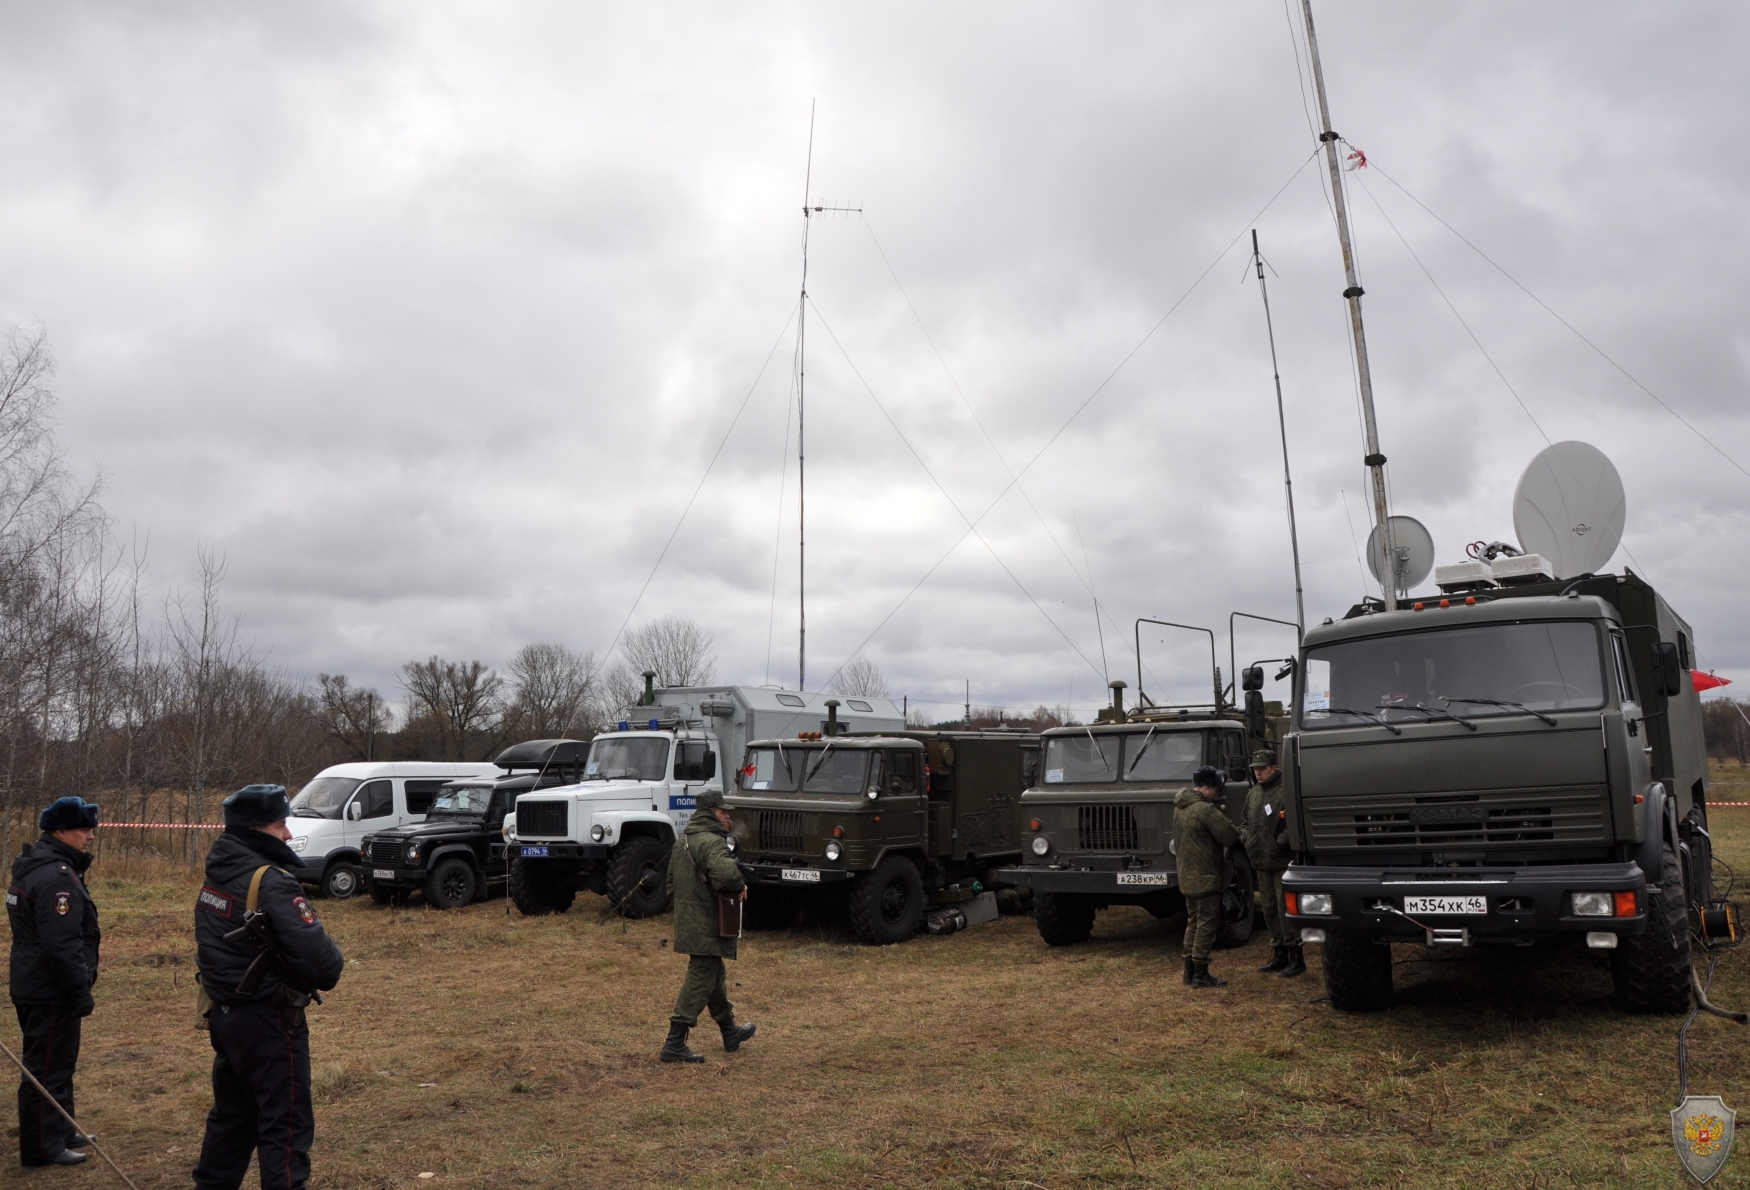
[
  {"left": 1300, "top": 0, "right": 1396, "bottom": 610},
  {"left": 797, "top": 103, "right": 814, "bottom": 692},
  {"left": 1250, "top": 230, "right": 1306, "bottom": 636}
]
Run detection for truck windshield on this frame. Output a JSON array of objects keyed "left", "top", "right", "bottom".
[
  {"left": 1301, "top": 620, "right": 1606, "bottom": 729},
  {"left": 584, "top": 737, "right": 670, "bottom": 781},
  {"left": 429, "top": 786, "right": 492, "bottom": 816},
  {"left": 1043, "top": 734, "right": 1120, "bottom": 784},
  {"left": 739, "top": 746, "right": 870, "bottom": 796},
  {"left": 1123, "top": 731, "right": 1203, "bottom": 783},
  {"left": 290, "top": 777, "right": 360, "bottom": 819}
]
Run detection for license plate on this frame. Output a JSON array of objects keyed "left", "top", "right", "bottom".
[
  {"left": 781, "top": 868, "right": 820, "bottom": 883},
  {"left": 1404, "top": 895, "right": 1487, "bottom": 915},
  {"left": 520, "top": 846, "right": 550, "bottom": 857},
  {"left": 1116, "top": 872, "right": 1172, "bottom": 885},
  {"left": 372, "top": 869, "right": 393, "bottom": 880}
]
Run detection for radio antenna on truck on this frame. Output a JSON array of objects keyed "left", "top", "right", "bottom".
[{"left": 1248, "top": 230, "right": 1306, "bottom": 636}]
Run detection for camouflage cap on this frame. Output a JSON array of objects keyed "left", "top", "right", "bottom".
[
  {"left": 694, "top": 788, "right": 726, "bottom": 813},
  {"left": 1250, "top": 749, "right": 1278, "bottom": 768}
]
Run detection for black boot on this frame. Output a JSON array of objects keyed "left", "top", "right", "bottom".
[
  {"left": 1278, "top": 945, "right": 1307, "bottom": 978},
  {"left": 1188, "top": 961, "right": 1227, "bottom": 988},
  {"left": 660, "top": 1022, "right": 705, "bottom": 1064},
  {"left": 719, "top": 1018, "right": 756, "bottom": 1053},
  {"left": 1257, "top": 945, "right": 1289, "bottom": 973},
  {"left": 1182, "top": 957, "right": 1194, "bottom": 985}
]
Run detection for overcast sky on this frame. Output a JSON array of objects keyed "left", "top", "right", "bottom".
[{"left": 3, "top": 2, "right": 1747, "bottom": 721}]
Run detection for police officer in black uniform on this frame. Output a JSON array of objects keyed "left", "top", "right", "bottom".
[
  {"left": 193, "top": 785, "right": 344, "bottom": 1190},
  {"left": 7, "top": 796, "right": 101, "bottom": 1168}
]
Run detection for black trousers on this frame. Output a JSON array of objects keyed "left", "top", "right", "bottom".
[
  {"left": 193, "top": 999, "right": 313, "bottom": 1190},
  {"left": 14, "top": 1003, "right": 82, "bottom": 1164}
]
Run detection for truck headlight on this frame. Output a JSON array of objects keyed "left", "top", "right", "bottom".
[
  {"left": 1297, "top": 892, "right": 1333, "bottom": 915},
  {"left": 406, "top": 841, "right": 422, "bottom": 863},
  {"left": 590, "top": 825, "right": 606, "bottom": 842},
  {"left": 1030, "top": 836, "right": 1050, "bottom": 856},
  {"left": 1571, "top": 891, "right": 1613, "bottom": 916},
  {"left": 288, "top": 836, "right": 308, "bottom": 853},
  {"left": 825, "top": 841, "right": 843, "bottom": 861}
]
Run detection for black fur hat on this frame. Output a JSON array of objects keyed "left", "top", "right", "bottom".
[
  {"left": 39, "top": 797, "right": 99, "bottom": 832},
  {"left": 1192, "top": 765, "right": 1226, "bottom": 792},
  {"left": 223, "top": 784, "right": 292, "bottom": 828}
]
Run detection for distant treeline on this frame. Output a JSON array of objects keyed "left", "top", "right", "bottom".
[{"left": 1702, "top": 698, "right": 1750, "bottom": 767}]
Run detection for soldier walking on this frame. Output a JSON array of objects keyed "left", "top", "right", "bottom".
[
  {"left": 1174, "top": 766, "right": 1242, "bottom": 988},
  {"left": 660, "top": 788, "right": 756, "bottom": 1063},
  {"left": 193, "top": 785, "right": 344, "bottom": 1190},
  {"left": 7, "top": 797, "right": 101, "bottom": 1168},
  {"left": 1244, "top": 749, "right": 1304, "bottom": 978}
]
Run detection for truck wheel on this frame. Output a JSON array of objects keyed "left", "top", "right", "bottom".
[
  {"left": 425, "top": 858, "right": 478, "bottom": 910},
  {"left": 1033, "top": 891, "right": 1096, "bottom": 947},
  {"left": 848, "top": 856, "right": 925, "bottom": 945},
  {"left": 321, "top": 863, "right": 361, "bottom": 900},
  {"left": 744, "top": 889, "right": 797, "bottom": 931},
  {"left": 606, "top": 836, "right": 672, "bottom": 919},
  {"left": 510, "top": 857, "right": 577, "bottom": 916},
  {"left": 1612, "top": 842, "right": 1694, "bottom": 1015},
  {"left": 1321, "top": 931, "right": 1393, "bottom": 1012},
  {"left": 1216, "top": 853, "right": 1256, "bottom": 948}
]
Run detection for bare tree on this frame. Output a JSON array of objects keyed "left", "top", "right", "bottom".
[
  {"left": 505, "top": 643, "right": 599, "bottom": 740},
  {"left": 401, "top": 657, "right": 504, "bottom": 760},
  {"left": 606, "top": 616, "right": 716, "bottom": 709},
  {"left": 830, "top": 656, "right": 889, "bottom": 699},
  {"left": 313, "top": 673, "right": 391, "bottom": 760}
]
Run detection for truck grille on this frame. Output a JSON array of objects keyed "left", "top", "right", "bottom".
[
  {"left": 1308, "top": 788, "right": 1607, "bottom": 851},
  {"left": 759, "top": 810, "right": 804, "bottom": 852},
  {"left": 1078, "top": 805, "right": 1140, "bottom": 851},
  {"left": 517, "top": 801, "right": 569, "bottom": 838},
  {"left": 364, "top": 838, "right": 403, "bottom": 865}
]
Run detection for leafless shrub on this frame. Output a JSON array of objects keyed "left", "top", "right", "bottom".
[{"left": 829, "top": 655, "right": 889, "bottom": 699}]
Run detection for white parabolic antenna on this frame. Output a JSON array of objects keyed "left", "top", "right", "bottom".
[
  {"left": 1513, "top": 441, "right": 1626, "bottom": 579},
  {"left": 1365, "top": 515, "right": 1434, "bottom": 596}
]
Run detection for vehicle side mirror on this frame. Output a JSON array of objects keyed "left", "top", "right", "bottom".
[
  {"left": 346, "top": 802, "right": 362, "bottom": 821},
  {"left": 1653, "top": 641, "right": 1682, "bottom": 697},
  {"left": 702, "top": 751, "right": 716, "bottom": 780},
  {"left": 1227, "top": 758, "right": 1248, "bottom": 782},
  {"left": 1242, "top": 666, "right": 1264, "bottom": 692},
  {"left": 1245, "top": 689, "right": 1266, "bottom": 740}
]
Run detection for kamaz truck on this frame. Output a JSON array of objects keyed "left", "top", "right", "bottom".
[
  {"left": 503, "top": 678, "right": 903, "bottom": 917},
  {"left": 1281, "top": 571, "right": 1729, "bottom": 1012},
  {"left": 999, "top": 679, "right": 1274, "bottom": 947},
  {"left": 725, "top": 725, "right": 1038, "bottom": 944}
]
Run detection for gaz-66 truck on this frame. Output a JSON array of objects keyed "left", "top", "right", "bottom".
[
  {"left": 725, "top": 723, "right": 1038, "bottom": 944},
  {"left": 504, "top": 678, "right": 904, "bottom": 917},
  {"left": 999, "top": 678, "right": 1273, "bottom": 947},
  {"left": 1282, "top": 571, "right": 1730, "bottom": 1013}
]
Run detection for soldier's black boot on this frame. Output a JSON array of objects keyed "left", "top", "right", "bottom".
[
  {"left": 1278, "top": 945, "right": 1307, "bottom": 979},
  {"left": 660, "top": 1023, "right": 705, "bottom": 1064},
  {"left": 720, "top": 1018, "right": 757, "bottom": 1053},
  {"left": 1188, "top": 961, "right": 1227, "bottom": 988},
  {"left": 1182, "top": 957, "right": 1194, "bottom": 985},
  {"left": 1257, "top": 945, "right": 1289, "bottom": 973}
]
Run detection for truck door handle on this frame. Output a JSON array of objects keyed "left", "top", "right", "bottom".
[{"left": 1643, "top": 746, "right": 1654, "bottom": 754}]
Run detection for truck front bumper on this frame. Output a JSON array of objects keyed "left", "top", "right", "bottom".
[
  {"left": 494, "top": 842, "right": 610, "bottom": 862},
  {"left": 1282, "top": 860, "right": 1647, "bottom": 944},
  {"left": 365, "top": 865, "right": 427, "bottom": 889},
  {"left": 738, "top": 861, "right": 856, "bottom": 887},
  {"left": 994, "top": 861, "right": 1178, "bottom": 896}
]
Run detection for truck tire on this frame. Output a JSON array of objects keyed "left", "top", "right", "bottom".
[
  {"left": 1612, "top": 842, "right": 1694, "bottom": 1015},
  {"left": 510, "top": 857, "right": 576, "bottom": 916},
  {"left": 1216, "top": 852, "right": 1256, "bottom": 949},
  {"left": 744, "top": 888, "right": 797, "bottom": 931},
  {"left": 848, "top": 856, "right": 925, "bottom": 945},
  {"left": 606, "top": 836, "right": 672, "bottom": 919},
  {"left": 425, "top": 858, "right": 477, "bottom": 910},
  {"left": 321, "top": 862, "right": 361, "bottom": 900},
  {"left": 1033, "top": 891, "right": 1097, "bottom": 947},
  {"left": 1321, "top": 931, "right": 1394, "bottom": 1012}
]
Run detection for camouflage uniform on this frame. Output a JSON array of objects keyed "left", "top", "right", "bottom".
[
  {"left": 1244, "top": 760, "right": 1291, "bottom": 933},
  {"left": 660, "top": 789, "right": 755, "bottom": 1063},
  {"left": 1173, "top": 775, "right": 1240, "bottom": 986}
]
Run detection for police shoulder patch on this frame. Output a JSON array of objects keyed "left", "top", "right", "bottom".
[
  {"left": 54, "top": 891, "right": 71, "bottom": 915},
  {"left": 292, "top": 896, "right": 317, "bottom": 925},
  {"left": 198, "top": 886, "right": 232, "bottom": 917}
]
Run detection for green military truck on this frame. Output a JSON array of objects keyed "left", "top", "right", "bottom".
[
  {"left": 724, "top": 722, "right": 1037, "bottom": 945},
  {"left": 999, "top": 679, "right": 1276, "bottom": 947},
  {"left": 1282, "top": 571, "right": 1730, "bottom": 1012}
]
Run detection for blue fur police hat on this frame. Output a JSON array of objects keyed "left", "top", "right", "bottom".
[
  {"left": 223, "top": 784, "right": 292, "bottom": 828},
  {"left": 39, "top": 797, "right": 99, "bottom": 832}
]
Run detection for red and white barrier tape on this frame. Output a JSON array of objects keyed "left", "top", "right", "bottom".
[{"left": 101, "top": 822, "right": 225, "bottom": 829}]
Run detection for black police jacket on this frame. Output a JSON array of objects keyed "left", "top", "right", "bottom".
[
  {"left": 196, "top": 828, "right": 344, "bottom": 1008},
  {"left": 8, "top": 834, "right": 101, "bottom": 1009}
]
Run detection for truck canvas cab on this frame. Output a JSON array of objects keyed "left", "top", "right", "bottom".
[
  {"left": 505, "top": 681, "right": 904, "bottom": 918},
  {"left": 1282, "top": 572, "right": 1722, "bottom": 1013},
  {"left": 725, "top": 728, "right": 1037, "bottom": 944},
  {"left": 1000, "top": 683, "right": 1264, "bottom": 948},
  {"left": 361, "top": 739, "right": 589, "bottom": 909}
]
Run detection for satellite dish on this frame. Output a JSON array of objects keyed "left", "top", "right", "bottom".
[
  {"left": 1365, "top": 515, "right": 1435, "bottom": 598},
  {"left": 1513, "top": 441, "right": 1625, "bottom": 579}
]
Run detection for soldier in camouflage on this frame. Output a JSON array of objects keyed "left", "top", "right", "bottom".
[
  {"left": 1173, "top": 765, "right": 1241, "bottom": 988},
  {"left": 1244, "top": 748, "right": 1303, "bottom": 977},
  {"left": 659, "top": 788, "right": 757, "bottom": 1064}
]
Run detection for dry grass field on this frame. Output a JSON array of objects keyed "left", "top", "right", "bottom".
[{"left": 11, "top": 792, "right": 1750, "bottom": 1188}]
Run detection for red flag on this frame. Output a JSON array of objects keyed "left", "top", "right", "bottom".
[{"left": 1692, "top": 670, "right": 1732, "bottom": 692}]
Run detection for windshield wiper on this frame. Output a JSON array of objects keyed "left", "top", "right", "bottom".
[
  {"left": 1084, "top": 725, "right": 1112, "bottom": 771},
  {"left": 1127, "top": 725, "right": 1159, "bottom": 774},
  {"left": 804, "top": 742, "right": 835, "bottom": 784},
  {"left": 1402, "top": 703, "right": 1478, "bottom": 731},
  {"left": 292, "top": 807, "right": 324, "bottom": 818},
  {"left": 1441, "top": 696, "right": 1558, "bottom": 727},
  {"left": 1320, "top": 707, "right": 1403, "bottom": 736}
]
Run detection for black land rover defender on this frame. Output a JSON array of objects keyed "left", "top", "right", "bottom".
[{"left": 361, "top": 739, "right": 589, "bottom": 909}]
